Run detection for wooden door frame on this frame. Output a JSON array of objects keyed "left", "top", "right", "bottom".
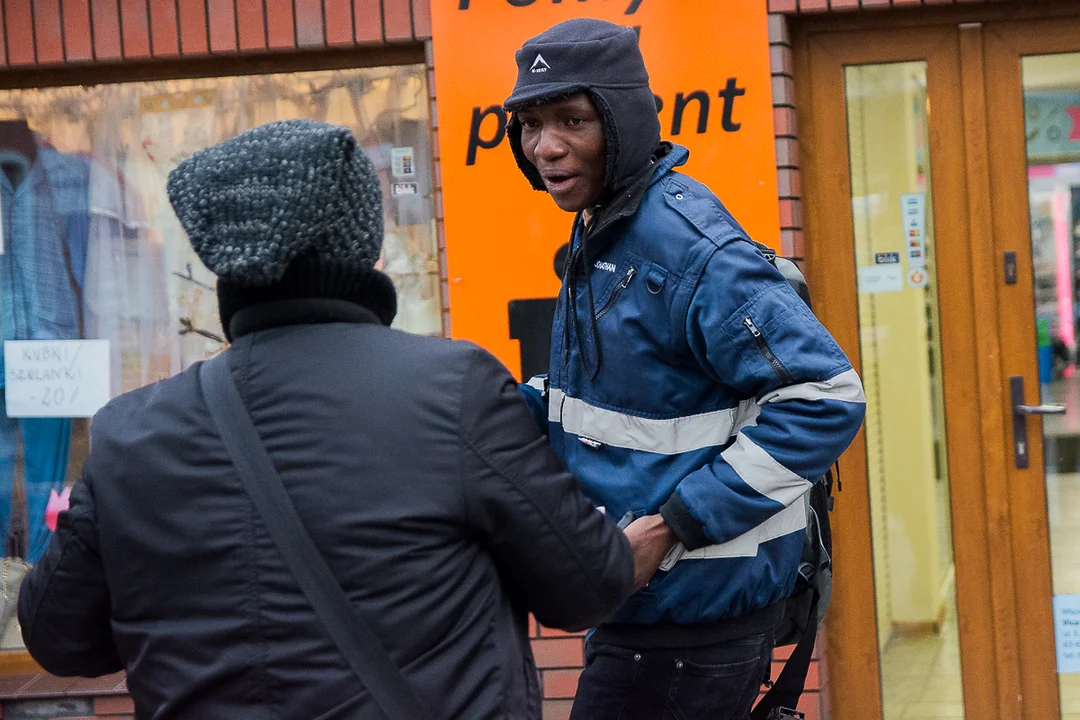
[
  {"left": 788, "top": 0, "right": 1080, "bottom": 36},
  {"left": 794, "top": 23, "right": 1011, "bottom": 720},
  {"left": 983, "top": 15, "right": 1080, "bottom": 720}
]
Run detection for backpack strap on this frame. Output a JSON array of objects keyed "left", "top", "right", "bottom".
[
  {"left": 751, "top": 589, "right": 819, "bottom": 720},
  {"left": 199, "top": 352, "right": 432, "bottom": 720},
  {"left": 749, "top": 241, "right": 822, "bottom": 719}
]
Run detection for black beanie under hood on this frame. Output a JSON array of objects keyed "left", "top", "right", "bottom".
[{"left": 503, "top": 19, "right": 662, "bottom": 202}]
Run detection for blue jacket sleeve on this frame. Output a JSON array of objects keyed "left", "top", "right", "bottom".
[
  {"left": 518, "top": 375, "right": 549, "bottom": 436},
  {"left": 659, "top": 239, "right": 866, "bottom": 549}
]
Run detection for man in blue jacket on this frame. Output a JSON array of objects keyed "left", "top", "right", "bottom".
[{"left": 506, "top": 18, "right": 867, "bottom": 719}]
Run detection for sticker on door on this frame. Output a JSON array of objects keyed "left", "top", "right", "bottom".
[
  {"left": 858, "top": 265, "right": 904, "bottom": 294},
  {"left": 907, "top": 268, "right": 929, "bottom": 288},
  {"left": 1054, "top": 594, "right": 1080, "bottom": 673}
]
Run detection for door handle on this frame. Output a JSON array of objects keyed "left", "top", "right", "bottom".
[
  {"left": 1015, "top": 404, "right": 1066, "bottom": 416},
  {"left": 1010, "top": 376, "right": 1064, "bottom": 469}
]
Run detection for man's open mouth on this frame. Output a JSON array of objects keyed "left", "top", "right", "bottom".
[{"left": 542, "top": 173, "right": 577, "bottom": 193}]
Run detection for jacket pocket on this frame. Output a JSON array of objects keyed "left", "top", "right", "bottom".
[
  {"left": 669, "top": 655, "right": 765, "bottom": 720},
  {"left": 595, "top": 265, "right": 638, "bottom": 321},
  {"left": 743, "top": 316, "right": 795, "bottom": 385}
]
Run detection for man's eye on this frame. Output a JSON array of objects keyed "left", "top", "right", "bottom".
[
  {"left": 521, "top": 119, "right": 539, "bottom": 130},
  {"left": 567, "top": 117, "right": 584, "bottom": 126}
]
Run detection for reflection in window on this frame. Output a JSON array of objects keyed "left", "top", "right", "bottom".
[
  {"left": 0, "top": 66, "right": 439, "bottom": 650},
  {"left": 1022, "top": 51, "right": 1080, "bottom": 719}
]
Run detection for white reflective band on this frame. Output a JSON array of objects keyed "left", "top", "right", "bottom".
[
  {"left": 722, "top": 433, "right": 812, "bottom": 506},
  {"left": 547, "top": 369, "right": 862, "bottom": 457},
  {"left": 759, "top": 368, "right": 865, "bottom": 406},
  {"left": 548, "top": 389, "right": 755, "bottom": 455},
  {"left": 676, "top": 500, "right": 808, "bottom": 561},
  {"left": 733, "top": 401, "right": 761, "bottom": 434},
  {"left": 526, "top": 376, "right": 546, "bottom": 393}
]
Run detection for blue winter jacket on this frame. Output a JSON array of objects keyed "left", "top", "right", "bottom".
[{"left": 522, "top": 145, "right": 865, "bottom": 628}]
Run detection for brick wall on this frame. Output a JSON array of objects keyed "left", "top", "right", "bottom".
[
  {"left": 0, "top": 0, "right": 428, "bottom": 69},
  {"left": 770, "top": 0, "right": 1005, "bottom": 10},
  {"left": 771, "top": 13, "right": 804, "bottom": 265}
]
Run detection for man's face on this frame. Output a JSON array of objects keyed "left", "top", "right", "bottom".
[{"left": 517, "top": 93, "right": 606, "bottom": 213}]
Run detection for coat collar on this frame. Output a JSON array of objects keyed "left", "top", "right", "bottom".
[
  {"left": 582, "top": 142, "right": 682, "bottom": 242},
  {"left": 229, "top": 298, "right": 382, "bottom": 340}
]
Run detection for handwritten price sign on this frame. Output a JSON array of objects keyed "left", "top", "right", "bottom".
[{"left": 4, "top": 340, "right": 111, "bottom": 418}]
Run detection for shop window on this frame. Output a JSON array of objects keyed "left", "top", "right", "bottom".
[{"left": 0, "top": 65, "right": 439, "bottom": 654}]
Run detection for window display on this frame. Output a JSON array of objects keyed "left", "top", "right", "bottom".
[{"left": 0, "top": 65, "right": 439, "bottom": 651}]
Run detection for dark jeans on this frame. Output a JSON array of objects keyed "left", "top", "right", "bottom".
[{"left": 569, "top": 632, "right": 773, "bottom": 720}]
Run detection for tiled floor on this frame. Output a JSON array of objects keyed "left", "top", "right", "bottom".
[
  {"left": 1064, "top": 674, "right": 1080, "bottom": 720},
  {"left": 1050, "top": 465, "right": 1080, "bottom": 720},
  {"left": 880, "top": 600, "right": 964, "bottom": 720},
  {"left": 879, "top": 461, "right": 1080, "bottom": 719}
]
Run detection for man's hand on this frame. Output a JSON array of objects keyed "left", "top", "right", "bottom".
[{"left": 623, "top": 515, "right": 677, "bottom": 591}]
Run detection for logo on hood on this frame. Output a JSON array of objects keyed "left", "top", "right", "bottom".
[{"left": 530, "top": 54, "right": 551, "bottom": 74}]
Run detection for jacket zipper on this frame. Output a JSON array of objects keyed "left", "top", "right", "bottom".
[
  {"left": 594, "top": 267, "right": 637, "bottom": 321},
  {"left": 744, "top": 317, "right": 795, "bottom": 384}
]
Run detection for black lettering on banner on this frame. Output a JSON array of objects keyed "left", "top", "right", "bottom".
[
  {"left": 671, "top": 91, "right": 710, "bottom": 135},
  {"left": 718, "top": 78, "right": 747, "bottom": 132},
  {"left": 507, "top": 0, "right": 536, "bottom": 5},
  {"left": 467, "top": 106, "right": 508, "bottom": 166},
  {"left": 468, "top": 79, "right": 749, "bottom": 160}
]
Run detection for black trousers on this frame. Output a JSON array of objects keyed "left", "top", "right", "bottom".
[{"left": 568, "top": 632, "right": 773, "bottom": 720}]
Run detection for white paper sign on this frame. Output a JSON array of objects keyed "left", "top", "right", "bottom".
[
  {"left": 1055, "top": 594, "right": 1080, "bottom": 673},
  {"left": 391, "top": 147, "right": 416, "bottom": 178},
  {"left": 4, "top": 340, "right": 111, "bottom": 418},
  {"left": 901, "top": 193, "right": 927, "bottom": 268},
  {"left": 858, "top": 265, "right": 904, "bottom": 294}
]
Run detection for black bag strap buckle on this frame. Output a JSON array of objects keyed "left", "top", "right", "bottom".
[{"left": 767, "top": 709, "right": 806, "bottom": 720}]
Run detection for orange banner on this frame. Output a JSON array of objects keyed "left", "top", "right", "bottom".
[{"left": 431, "top": 0, "right": 779, "bottom": 375}]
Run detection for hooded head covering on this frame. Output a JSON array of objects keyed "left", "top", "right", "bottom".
[{"left": 503, "top": 18, "right": 662, "bottom": 202}]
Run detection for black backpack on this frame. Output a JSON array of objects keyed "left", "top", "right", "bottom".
[{"left": 751, "top": 243, "right": 838, "bottom": 720}]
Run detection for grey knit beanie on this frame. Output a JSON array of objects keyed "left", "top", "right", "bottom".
[{"left": 167, "top": 119, "right": 384, "bottom": 288}]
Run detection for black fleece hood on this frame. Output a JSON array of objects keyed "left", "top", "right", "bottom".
[{"left": 503, "top": 18, "right": 662, "bottom": 200}]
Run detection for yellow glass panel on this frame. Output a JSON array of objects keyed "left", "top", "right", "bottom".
[{"left": 844, "top": 62, "right": 964, "bottom": 720}]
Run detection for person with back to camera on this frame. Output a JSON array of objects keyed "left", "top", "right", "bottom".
[{"left": 17, "top": 118, "right": 637, "bottom": 720}]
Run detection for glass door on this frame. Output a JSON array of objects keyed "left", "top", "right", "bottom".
[
  {"left": 800, "top": 25, "right": 1002, "bottom": 720},
  {"left": 985, "top": 16, "right": 1080, "bottom": 720},
  {"left": 845, "top": 61, "right": 964, "bottom": 720}
]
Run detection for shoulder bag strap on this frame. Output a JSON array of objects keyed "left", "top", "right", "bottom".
[
  {"left": 750, "top": 590, "right": 819, "bottom": 720},
  {"left": 198, "top": 353, "right": 432, "bottom": 720}
]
